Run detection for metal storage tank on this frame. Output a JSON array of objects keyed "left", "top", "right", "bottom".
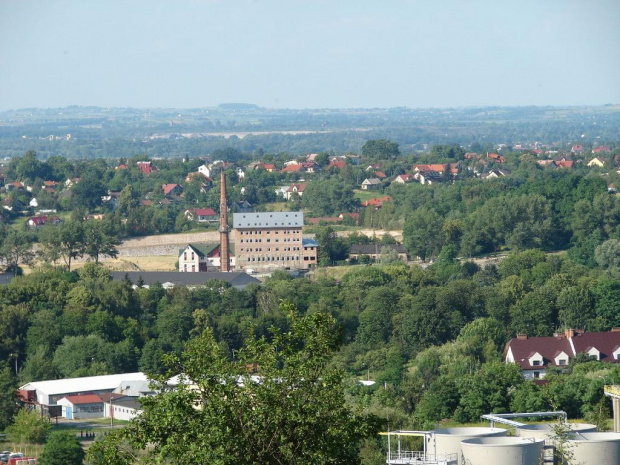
[
  {"left": 432, "top": 427, "right": 506, "bottom": 463},
  {"left": 566, "top": 432, "right": 620, "bottom": 465},
  {"left": 461, "top": 437, "right": 545, "bottom": 465},
  {"left": 516, "top": 422, "right": 597, "bottom": 440}
]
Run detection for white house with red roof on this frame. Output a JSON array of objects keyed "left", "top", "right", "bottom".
[
  {"left": 505, "top": 329, "right": 620, "bottom": 379},
  {"left": 392, "top": 174, "right": 415, "bottom": 184},
  {"left": 184, "top": 208, "right": 218, "bottom": 223},
  {"left": 285, "top": 183, "right": 307, "bottom": 200},
  {"left": 27, "top": 215, "right": 60, "bottom": 229},
  {"left": 162, "top": 183, "right": 183, "bottom": 196},
  {"left": 57, "top": 394, "right": 105, "bottom": 419}
]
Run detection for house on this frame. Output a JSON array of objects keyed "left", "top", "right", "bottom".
[
  {"left": 416, "top": 171, "right": 442, "bottom": 185},
  {"left": 197, "top": 164, "right": 213, "bottom": 178},
  {"left": 64, "top": 178, "right": 80, "bottom": 187},
  {"left": 373, "top": 171, "right": 387, "bottom": 179},
  {"left": 5, "top": 181, "right": 24, "bottom": 191},
  {"left": 504, "top": 329, "right": 620, "bottom": 379},
  {"left": 137, "top": 161, "right": 155, "bottom": 175},
  {"left": 57, "top": 395, "right": 104, "bottom": 420},
  {"left": 302, "top": 238, "right": 319, "bottom": 268},
  {"left": 184, "top": 208, "right": 219, "bottom": 223},
  {"left": 185, "top": 172, "right": 213, "bottom": 187},
  {"left": 285, "top": 183, "right": 307, "bottom": 200},
  {"left": 101, "top": 191, "right": 120, "bottom": 209},
  {"left": 487, "top": 153, "right": 505, "bottom": 163},
  {"left": 178, "top": 243, "right": 235, "bottom": 272},
  {"left": 43, "top": 181, "right": 58, "bottom": 189},
  {"left": 236, "top": 167, "right": 245, "bottom": 179},
  {"left": 339, "top": 212, "right": 360, "bottom": 225},
  {"left": 327, "top": 161, "right": 346, "bottom": 170},
  {"left": 413, "top": 164, "right": 447, "bottom": 175},
  {"left": 392, "top": 174, "right": 415, "bottom": 184},
  {"left": 361, "top": 178, "right": 382, "bottom": 190},
  {"left": 349, "top": 244, "right": 408, "bottom": 262},
  {"left": 27, "top": 215, "right": 60, "bottom": 229},
  {"left": 571, "top": 145, "right": 584, "bottom": 153},
  {"left": 162, "top": 183, "right": 183, "bottom": 196},
  {"left": 232, "top": 200, "right": 253, "bottom": 213},
  {"left": 280, "top": 164, "right": 307, "bottom": 174},
  {"left": 29, "top": 198, "right": 38, "bottom": 208},
  {"left": 593, "top": 146, "right": 611, "bottom": 154},
  {"left": 587, "top": 156, "right": 608, "bottom": 168},
  {"left": 482, "top": 169, "right": 510, "bottom": 179},
  {"left": 555, "top": 160, "right": 574, "bottom": 169},
  {"left": 361, "top": 196, "right": 392, "bottom": 209}
]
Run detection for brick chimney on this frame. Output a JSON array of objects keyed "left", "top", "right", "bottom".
[
  {"left": 564, "top": 329, "right": 575, "bottom": 338},
  {"left": 612, "top": 327, "right": 620, "bottom": 333},
  {"left": 219, "top": 172, "right": 230, "bottom": 272},
  {"left": 516, "top": 333, "right": 527, "bottom": 340}
]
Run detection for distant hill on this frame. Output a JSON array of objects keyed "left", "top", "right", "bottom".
[{"left": 218, "top": 103, "right": 260, "bottom": 110}]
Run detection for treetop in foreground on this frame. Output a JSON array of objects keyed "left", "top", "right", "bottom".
[{"left": 87, "top": 303, "right": 381, "bottom": 465}]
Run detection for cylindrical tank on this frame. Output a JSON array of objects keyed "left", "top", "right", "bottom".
[
  {"left": 516, "top": 423, "right": 597, "bottom": 441},
  {"left": 461, "top": 437, "right": 545, "bottom": 465},
  {"left": 432, "top": 427, "right": 506, "bottom": 462},
  {"left": 566, "top": 432, "right": 620, "bottom": 465}
]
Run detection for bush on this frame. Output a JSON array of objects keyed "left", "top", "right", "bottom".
[
  {"left": 6, "top": 409, "right": 51, "bottom": 444},
  {"left": 38, "top": 430, "right": 85, "bottom": 465}
]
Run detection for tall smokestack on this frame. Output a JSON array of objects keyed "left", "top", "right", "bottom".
[{"left": 219, "top": 172, "right": 230, "bottom": 272}]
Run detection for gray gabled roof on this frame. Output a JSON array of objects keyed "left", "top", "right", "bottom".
[
  {"left": 110, "top": 271, "right": 260, "bottom": 289},
  {"left": 233, "top": 212, "right": 303, "bottom": 228}
]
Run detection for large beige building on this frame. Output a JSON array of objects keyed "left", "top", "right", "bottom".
[{"left": 233, "top": 212, "right": 317, "bottom": 271}]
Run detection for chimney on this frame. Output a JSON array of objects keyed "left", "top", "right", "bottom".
[
  {"left": 219, "top": 172, "right": 230, "bottom": 272},
  {"left": 612, "top": 328, "right": 620, "bottom": 333},
  {"left": 565, "top": 329, "right": 575, "bottom": 339},
  {"left": 516, "top": 333, "right": 527, "bottom": 340}
]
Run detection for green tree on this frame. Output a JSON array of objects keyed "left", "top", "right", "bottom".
[
  {"left": 87, "top": 303, "right": 381, "bottom": 465},
  {"left": 0, "top": 230, "right": 36, "bottom": 275},
  {"left": 361, "top": 139, "right": 400, "bottom": 159},
  {"left": 38, "top": 430, "right": 85, "bottom": 465},
  {"left": 38, "top": 221, "right": 85, "bottom": 271},
  {"left": 0, "top": 367, "right": 19, "bottom": 431},
  {"left": 82, "top": 221, "right": 120, "bottom": 263},
  {"left": 6, "top": 409, "right": 51, "bottom": 444},
  {"left": 403, "top": 207, "right": 443, "bottom": 261}
]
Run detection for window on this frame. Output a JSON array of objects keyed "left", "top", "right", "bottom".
[
  {"left": 558, "top": 359, "right": 566, "bottom": 366},
  {"left": 533, "top": 372, "right": 540, "bottom": 379},
  {"left": 532, "top": 360, "right": 541, "bottom": 366},
  {"left": 184, "top": 252, "right": 187, "bottom": 260}
]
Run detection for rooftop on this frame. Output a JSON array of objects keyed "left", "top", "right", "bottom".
[{"left": 233, "top": 212, "right": 303, "bottom": 229}]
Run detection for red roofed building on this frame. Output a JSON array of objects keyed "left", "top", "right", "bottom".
[
  {"left": 57, "top": 394, "right": 104, "bottom": 419},
  {"left": 280, "top": 164, "right": 307, "bottom": 174},
  {"left": 27, "top": 215, "right": 60, "bottom": 229},
  {"left": 593, "top": 145, "right": 611, "bottom": 154},
  {"left": 162, "top": 183, "right": 183, "bottom": 196},
  {"left": 571, "top": 145, "right": 584, "bottom": 153},
  {"left": 361, "top": 196, "right": 392, "bottom": 209},
  {"left": 413, "top": 164, "right": 448, "bottom": 174},
  {"left": 137, "top": 161, "right": 156, "bottom": 175},
  {"left": 487, "top": 153, "right": 505, "bottom": 163},
  {"left": 184, "top": 208, "right": 219, "bottom": 223},
  {"left": 328, "top": 161, "right": 346, "bottom": 170},
  {"left": 505, "top": 329, "right": 620, "bottom": 379},
  {"left": 555, "top": 160, "right": 574, "bottom": 169},
  {"left": 392, "top": 174, "right": 415, "bottom": 184}
]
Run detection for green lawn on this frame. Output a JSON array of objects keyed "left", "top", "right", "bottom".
[{"left": 353, "top": 189, "right": 384, "bottom": 202}]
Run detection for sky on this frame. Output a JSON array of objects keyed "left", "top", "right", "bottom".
[{"left": 1, "top": 0, "right": 619, "bottom": 110}]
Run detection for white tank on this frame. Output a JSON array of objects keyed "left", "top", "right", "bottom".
[
  {"left": 432, "top": 427, "right": 507, "bottom": 463},
  {"left": 565, "top": 432, "right": 620, "bottom": 465},
  {"left": 461, "top": 436, "right": 545, "bottom": 465},
  {"left": 516, "top": 422, "right": 597, "bottom": 440}
]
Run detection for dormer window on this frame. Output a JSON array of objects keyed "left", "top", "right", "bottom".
[
  {"left": 587, "top": 346, "right": 600, "bottom": 361},
  {"left": 529, "top": 352, "right": 544, "bottom": 367},
  {"left": 613, "top": 346, "right": 620, "bottom": 361}
]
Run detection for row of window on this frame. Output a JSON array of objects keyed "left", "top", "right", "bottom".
[
  {"left": 245, "top": 256, "right": 300, "bottom": 262},
  {"left": 239, "top": 238, "right": 299, "bottom": 243},
  {"left": 239, "top": 230, "right": 300, "bottom": 235},
  {"left": 241, "top": 247, "right": 301, "bottom": 253},
  {"left": 75, "top": 406, "right": 103, "bottom": 413}
]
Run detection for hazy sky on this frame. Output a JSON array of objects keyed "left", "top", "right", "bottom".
[{"left": 1, "top": 0, "right": 619, "bottom": 110}]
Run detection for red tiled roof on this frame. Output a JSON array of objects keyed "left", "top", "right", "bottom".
[
  {"left": 593, "top": 146, "right": 611, "bottom": 153},
  {"left": 328, "top": 161, "right": 346, "bottom": 169},
  {"left": 280, "top": 164, "right": 304, "bottom": 173},
  {"left": 162, "top": 184, "right": 180, "bottom": 195},
  {"left": 62, "top": 394, "right": 103, "bottom": 405},
  {"left": 287, "top": 183, "right": 307, "bottom": 192},
  {"left": 571, "top": 331, "right": 620, "bottom": 362},
  {"left": 194, "top": 208, "right": 217, "bottom": 216},
  {"left": 506, "top": 336, "right": 572, "bottom": 369},
  {"left": 414, "top": 164, "right": 447, "bottom": 173}
]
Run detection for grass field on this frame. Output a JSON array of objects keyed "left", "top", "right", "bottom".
[{"left": 353, "top": 189, "right": 384, "bottom": 202}]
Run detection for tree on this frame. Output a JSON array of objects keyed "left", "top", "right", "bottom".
[
  {"left": 87, "top": 303, "right": 381, "bottom": 465},
  {"left": 0, "top": 367, "right": 19, "bottom": 431},
  {"left": 361, "top": 139, "right": 400, "bottom": 159},
  {"left": 71, "top": 167, "right": 106, "bottom": 211},
  {"left": 82, "top": 221, "right": 120, "bottom": 263},
  {"left": 403, "top": 207, "right": 443, "bottom": 261},
  {"left": 38, "top": 431, "right": 85, "bottom": 465},
  {"left": 6, "top": 409, "right": 51, "bottom": 444},
  {"left": 38, "top": 221, "right": 85, "bottom": 271},
  {"left": 0, "top": 230, "right": 36, "bottom": 275},
  {"left": 315, "top": 226, "right": 348, "bottom": 265}
]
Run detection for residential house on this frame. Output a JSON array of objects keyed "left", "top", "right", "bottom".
[
  {"left": 5, "top": 181, "right": 24, "bottom": 191},
  {"left": 43, "top": 181, "right": 58, "bottom": 189},
  {"left": 57, "top": 395, "right": 104, "bottom": 420},
  {"left": 232, "top": 200, "right": 253, "bottom": 213},
  {"left": 198, "top": 163, "right": 213, "bottom": 178},
  {"left": 392, "top": 174, "right": 415, "bottom": 184},
  {"left": 137, "top": 161, "right": 155, "bottom": 175},
  {"left": 162, "top": 183, "right": 183, "bottom": 196},
  {"left": 285, "top": 183, "right": 307, "bottom": 200},
  {"left": 504, "top": 328, "right": 620, "bottom": 379},
  {"left": 349, "top": 244, "right": 408, "bottom": 262},
  {"left": 555, "top": 160, "right": 574, "bottom": 169},
  {"left": 361, "top": 196, "right": 392, "bottom": 209},
  {"left": 236, "top": 167, "right": 245, "bottom": 179},
  {"left": 280, "top": 164, "right": 307, "bottom": 174},
  {"left": 587, "top": 156, "right": 608, "bottom": 168},
  {"left": 416, "top": 171, "right": 443, "bottom": 185},
  {"left": 29, "top": 198, "right": 38, "bottom": 208},
  {"left": 571, "top": 145, "right": 584, "bottom": 154},
  {"left": 373, "top": 171, "right": 387, "bottom": 179},
  {"left": 27, "top": 215, "right": 60, "bottom": 229},
  {"left": 64, "top": 178, "right": 80, "bottom": 187},
  {"left": 361, "top": 178, "right": 382, "bottom": 190},
  {"left": 339, "top": 212, "right": 360, "bottom": 225},
  {"left": 487, "top": 153, "right": 505, "bottom": 163},
  {"left": 274, "top": 186, "right": 290, "bottom": 199},
  {"left": 184, "top": 208, "right": 219, "bottom": 223},
  {"left": 178, "top": 243, "right": 236, "bottom": 272},
  {"left": 481, "top": 169, "right": 510, "bottom": 179},
  {"left": 593, "top": 146, "right": 611, "bottom": 154},
  {"left": 327, "top": 160, "right": 346, "bottom": 170},
  {"left": 302, "top": 238, "right": 319, "bottom": 268}
]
